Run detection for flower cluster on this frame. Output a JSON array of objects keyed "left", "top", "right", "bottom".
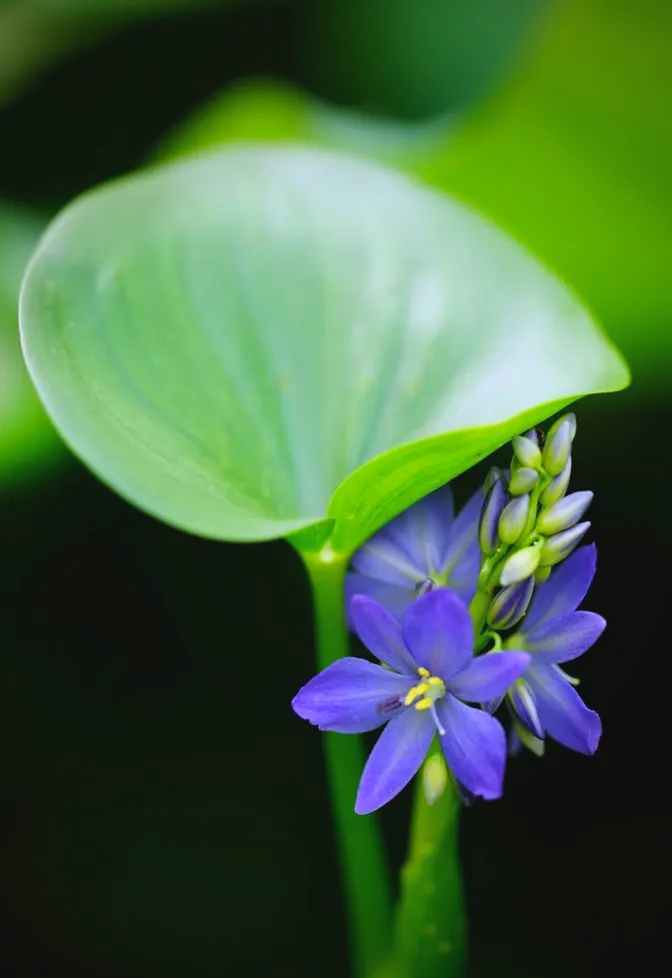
[
  {"left": 480, "top": 416, "right": 592, "bottom": 592},
  {"left": 292, "top": 413, "right": 605, "bottom": 813}
]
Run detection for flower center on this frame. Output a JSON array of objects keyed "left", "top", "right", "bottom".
[
  {"left": 404, "top": 666, "right": 446, "bottom": 711},
  {"left": 413, "top": 577, "right": 436, "bottom": 598}
]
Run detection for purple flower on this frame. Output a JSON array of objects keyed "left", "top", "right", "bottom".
[
  {"left": 345, "top": 485, "right": 483, "bottom": 625},
  {"left": 503, "top": 545, "right": 605, "bottom": 754},
  {"left": 292, "top": 589, "right": 530, "bottom": 814}
]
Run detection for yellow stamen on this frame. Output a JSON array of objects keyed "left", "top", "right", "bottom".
[
  {"left": 418, "top": 667, "right": 430, "bottom": 678},
  {"left": 414, "top": 697, "right": 433, "bottom": 711},
  {"left": 404, "top": 682, "right": 430, "bottom": 706},
  {"left": 428, "top": 676, "right": 443, "bottom": 686}
]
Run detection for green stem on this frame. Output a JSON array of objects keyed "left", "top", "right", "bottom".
[
  {"left": 389, "top": 756, "right": 466, "bottom": 978},
  {"left": 516, "top": 480, "right": 546, "bottom": 550},
  {"left": 299, "top": 545, "right": 393, "bottom": 978},
  {"left": 468, "top": 587, "right": 491, "bottom": 635},
  {"left": 470, "top": 551, "right": 506, "bottom": 633}
]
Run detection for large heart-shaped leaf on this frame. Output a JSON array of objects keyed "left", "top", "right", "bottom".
[
  {"left": 20, "top": 146, "right": 628, "bottom": 553},
  {"left": 0, "top": 201, "right": 62, "bottom": 482}
]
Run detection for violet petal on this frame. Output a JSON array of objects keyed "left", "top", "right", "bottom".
[{"left": 355, "top": 708, "right": 434, "bottom": 814}]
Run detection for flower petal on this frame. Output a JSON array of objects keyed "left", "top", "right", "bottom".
[
  {"left": 526, "top": 664, "right": 601, "bottom": 754},
  {"left": 522, "top": 544, "right": 597, "bottom": 631},
  {"left": 349, "top": 595, "right": 418, "bottom": 674},
  {"left": 436, "top": 695, "right": 507, "bottom": 800},
  {"left": 345, "top": 572, "right": 414, "bottom": 625},
  {"left": 292, "top": 658, "right": 412, "bottom": 733},
  {"left": 355, "top": 708, "right": 434, "bottom": 814},
  {"left": 449, "top": 651, "right": 531, "bottom": 703},
  {"left": 441, "top": 486, "right": 484, "bottom": 603},
  {"left": 350, "top": 534, "right": 424, "bottom": 587},
  {"left": 484, "top": 693, "right": 505, "bottom": 715},
  {"left": 350, "top": 486, "right": 454, "bottom": 586},
  {"left": 452, "top": 780, "right": 479, "bottom": 807},
  {"left": 402, "top": 588, "right": 474, "bottom": 679},
  {"left": 389, "top": 484, "right": 455, "bottom": 577},
  {"left": 524, "top": 611, "right": 606, "bottom": 664}
]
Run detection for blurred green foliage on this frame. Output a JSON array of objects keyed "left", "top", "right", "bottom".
[
  {"left": 0, "top": 0, "right": 241, "bottom": 107},
  {"left": 301, "top": 0, "right": 548, "bottom": 119},
  {"left": 155, "top": 77, "right": 456, "bottom": 170},
  {"left": 440, "top": 0, "right": 672, "bottom": 392},
  {"left": 0, "top": 201, "right": 62, "bottom": 483},
  {"left": 159, "top": 0, "right": 672, "bottom": 390}
]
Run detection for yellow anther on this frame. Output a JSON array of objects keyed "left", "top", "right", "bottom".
[
  {"left": 414, "top": 697, "right": 433, "bottom": 711},
  {"left": 406, "top": 672, "right": 446, "bottom": 713},
  {"left": 404, "top": 682, "right": 430, "bottom": 706}
]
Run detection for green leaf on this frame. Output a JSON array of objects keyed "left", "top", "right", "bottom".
[
  {"left": 0, "top": 201, "right": 62, "bottom": 483},
  {"left": 20, "top": 146, "right": 628, "bottom": 551}
]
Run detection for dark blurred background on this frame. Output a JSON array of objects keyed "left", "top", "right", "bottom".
[{"left": 0, "top": 2, "right": 667, "bottom": 977}]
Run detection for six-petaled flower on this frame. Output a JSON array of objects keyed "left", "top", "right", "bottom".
[{"left": 292, "top": 589, "right": 529, "bottom": 814}]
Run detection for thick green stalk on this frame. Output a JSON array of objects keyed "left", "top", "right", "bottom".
[
  {"left": 299, "top": 544, "right": 393, "bottom": 978},
  {"left": 389, "top": 757, "right": 465, "bottom": 978}
]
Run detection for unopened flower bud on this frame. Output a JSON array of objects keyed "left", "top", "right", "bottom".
[
  {"left": 539, "top": 521, "right": 590, "bottom": 567},
  {"left": 423, "top": 752, "right": 449, "bottom": 806},
  {"left": 512, "top": 434, "right": 542, "bottom": 470},
  {"left": 522, "top": 428, "right": 541, "bottom": 446},
  {"left": 537, "top": 491, "right": 593, "bottom": 535},
  {"left": 540, "top": 455, "right": 572, "bottom": 506},
  {"left": 484, "top": 465, "right": 504, "bottom": 494},
  {"left": 498, "top": 494, "right": 530, "bottom": 545},
  {"left": 542, "top": 415, "right": 575, "bottom": 475},
  {"left": 508, "top": 467, "right": 539, "bottom": 496},
  {"left": 500, "top": 546, "right": 541, "bottom": 585},
  {"left": 548, "top": 412, "right": 577, "bottom": 442},
  {"left": 479, "top": 477, "right": 509, "bottom": 554},
  {"left": 487, "top": 576, "right": 535, "bottom": 629},
  {"left": 510, "top": 680, "right": 544, "bottom": 739}
]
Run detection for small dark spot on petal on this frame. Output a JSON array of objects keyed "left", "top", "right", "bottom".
[{"left": 377, "top": 696, "right": 402, "bottom": 715}]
